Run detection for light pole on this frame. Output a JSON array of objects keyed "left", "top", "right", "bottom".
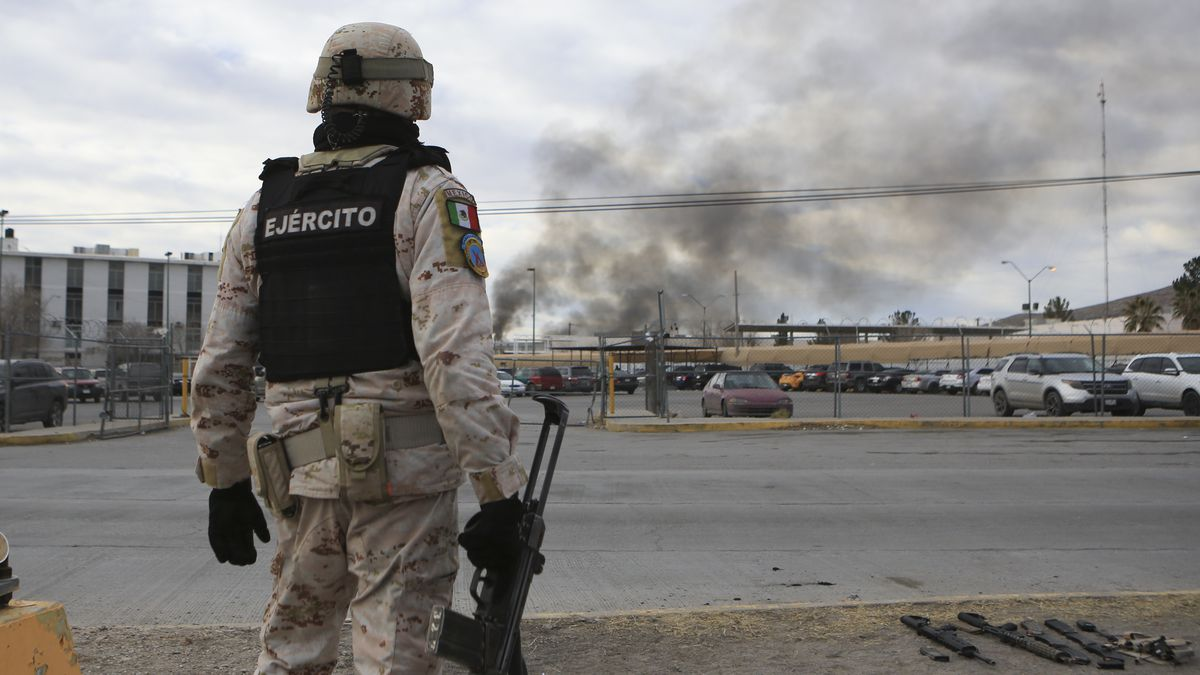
[
  {"left": 0, "top": 209, "right": 8, "bottom": 301},
  {"left": 1001, "top": 260, "right": 1055, "bottom": 337},
  {"left": 526, "top": 267, "right": 536, "bottom": 355},
  {"left": 165, "top": 251, "right": 173, "bottom": 355},
  {"left": 681, "top": 293, "right": 725, "bottom": 346}
]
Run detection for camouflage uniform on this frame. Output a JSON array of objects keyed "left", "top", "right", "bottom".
[{"left": 192, "top": 154, "right": 524, "bottom": 674}]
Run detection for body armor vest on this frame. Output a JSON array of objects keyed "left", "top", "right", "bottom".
[{"left": 255, "top": 146, "right": 450, "bottom": 382}]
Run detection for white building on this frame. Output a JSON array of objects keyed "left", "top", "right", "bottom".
[{"left": 0, "top": 229, "right": 219, "bottom": 366}]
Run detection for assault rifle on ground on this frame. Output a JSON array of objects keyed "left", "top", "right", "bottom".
[
  {"left": 901, "top": 615, "right": 995, "bottom": 665},
  {"left": 957, "top": 612, "right": 1073, "bottom": 664},
  {"left": 1015, "top": 620, "right": 1092, "bottom": 665},
  {"left": 427, "top": 395, "right": 569, "bottom": 675},
  {"left": 1045, "top": 618, "right": 1126, "bottom": 669}
]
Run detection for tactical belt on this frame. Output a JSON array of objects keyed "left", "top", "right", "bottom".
[{"left": 283, "top": 412, "right": 444, "bottom": 468}]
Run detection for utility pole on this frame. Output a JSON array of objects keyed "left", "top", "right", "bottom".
[
  {"left": 733, "top": 270, "right": 741, "bottom": 349},
  {"left": 0, "top": 210, "right": 8, "bottom": 303},
  {"left": 526, "top": 267, "right": 536, "bottom": 355},
  {"left": 1099, "top": 82, "right": 1110, "bottom": 333}
]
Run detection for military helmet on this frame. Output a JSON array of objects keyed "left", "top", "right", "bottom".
[{"left": 306, "top": 22, "right": 433, "bottom": 120}]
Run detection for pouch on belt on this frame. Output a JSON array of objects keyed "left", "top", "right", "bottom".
[
  {"left": 247, "top": 432, "right": 297, "bottom": 518},
  {"left": 336, "top": 401, "right": 390, "bottom": 502}
]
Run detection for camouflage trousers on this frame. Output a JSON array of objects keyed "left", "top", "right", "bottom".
[{"left": 255, "top": 490, "right": 459, "bottom": 675}]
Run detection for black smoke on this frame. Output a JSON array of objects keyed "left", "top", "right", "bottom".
[{"left": 490, "top": 0, "right": 1200, "bottom": 338}]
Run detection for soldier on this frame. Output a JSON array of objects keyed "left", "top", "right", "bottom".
[{"left": 192, "top": 23, "right": 526, "bottom": 674}]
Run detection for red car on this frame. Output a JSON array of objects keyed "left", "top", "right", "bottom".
[
  {"left": 701, "top": 370, "right": 793, "bottom": 418},
  {"left": 524, "top": 366, "right": 564, "bottom": 392}
]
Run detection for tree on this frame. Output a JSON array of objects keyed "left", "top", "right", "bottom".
[
  {"left": 1123, "top": 295, "right": 1165, "bottom": 333},
  {"left": 1043, "top": 296, "right": 1074, "bottom": 321},
  {"left": 774, "top": 312, "right": 791, "bottom": 346},
  {"left": 1171, "top": 254, "right": 1200, "bottom": 330},
  {"left": 889, "top": 309, "right": 919, "bottom": 326},
  {"left": 0, "top": 286, "right": 46, "bottom": 357}
]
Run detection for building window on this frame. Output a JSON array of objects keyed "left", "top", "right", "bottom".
[
  {"left": 66, "top": 290, "right": 83, "bottom": 328},
  {"left": 186, "top": 295, "right": 202, "bottom": 353},
  {"left": 67, "top": 259, "right": 83, "bottom": 288},
  {"left": 24, "top": 257, "right": 42, "bottom": 291},
  {"left": 187, "top": 265, "right": 202, "bottom": 293},
  {"left": 148, "top": 263, "right": 163, "bottom": 291},
  {"left": 108, "top": 261, "right": 125, "bottom": 326}
]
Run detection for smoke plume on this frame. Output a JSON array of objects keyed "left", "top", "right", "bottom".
[{"left": 490, "top": 0, "right": 1200, "bottom": 338}]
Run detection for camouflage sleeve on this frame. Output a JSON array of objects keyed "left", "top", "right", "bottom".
[
  {"left": 191, "top": 196, "right": 261, "bottom": 488},
  {"left": 407, "top": 170, "right": 524, "bottom": 504}
]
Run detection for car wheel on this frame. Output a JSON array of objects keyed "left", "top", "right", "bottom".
[
  {"left": 993, "top": 389, "right": 1014, "bottom": 417},
  {"left": 721, "top": 401, "right": 729, "bottom": 418},
  {"left": 1182, "top": 390, "right": 1200, "bottom": 417},
  {"left": 43, "top": 400, "right": 65, "bottom": 428},
  {"left": 854, "top": 378, "right": 867, "bottom": 393},
  {"left": 701, "top": 403, "right": 710, "bottom": 418},
  {"left": 1044, "top": 390, "right": 1067, "bottom": 417}
]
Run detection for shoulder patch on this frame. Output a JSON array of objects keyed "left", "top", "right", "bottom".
[
  {"left": 460, "top": 233, "right": 489, "bottom": 278},
  {"left": 443, "top": 188, "right": 476, "bottom": 206}
]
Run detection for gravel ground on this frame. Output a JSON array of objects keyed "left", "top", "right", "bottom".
[{"left": 70, "top": 592, "right": 1199, "bottom": 674}]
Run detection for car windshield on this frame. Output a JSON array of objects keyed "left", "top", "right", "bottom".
[
  {"left": 1041, "top": 356, "right": 1097, "bottom": 374},
  {"left": 1178, "top": 357, "right": 1200, "bottom": 374},
  {"left": 722, "top": 372, "right": 777, "bottom": 389}
]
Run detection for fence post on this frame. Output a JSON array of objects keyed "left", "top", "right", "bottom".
[
  {"left": 832, "top": 338, "right": 842, "bottom": 418},
  {"left": 2, "top": 331, "right": 10, "bottom": 431}
]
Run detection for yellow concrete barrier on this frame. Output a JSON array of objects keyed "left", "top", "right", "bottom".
[{"left": 0, "top": 600, "right": 81, "bottom": 674}]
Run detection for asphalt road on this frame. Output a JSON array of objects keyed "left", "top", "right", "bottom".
[{"left": 1, "top": 403, "right": 1197, "bottom": 627}]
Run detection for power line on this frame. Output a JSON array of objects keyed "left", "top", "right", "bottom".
[{"left": 5, "top": 169, "right": 1197, "bottom": 225}]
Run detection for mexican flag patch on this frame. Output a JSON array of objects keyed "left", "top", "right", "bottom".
[{"left": 447, "top": 199, "right": 480, "bottom": 232}]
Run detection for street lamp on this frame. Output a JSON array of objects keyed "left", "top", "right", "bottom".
[
  {"left": 526, "top": 267, "right": 536, "bottom": 355},
  {"left": 681, "top": 293, "right": 725, "bottom": 346},
  {"left": 0, "top": 209, "right": 8, "bottom": 300},
  {"left": 1001, "top": 260, "right": 1056, "bottom": 337}
]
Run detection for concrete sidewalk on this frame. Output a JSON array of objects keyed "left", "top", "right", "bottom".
[
  {"left": 0, "top": 415, "right": 190, "bottom": 445},
  {"left": 603, "top": 413, "right": 1200, "bottom": 432}
]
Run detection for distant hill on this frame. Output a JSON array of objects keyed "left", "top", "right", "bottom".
[{"left": 994, "top": 286, "right": 1177, "bottom": 326}]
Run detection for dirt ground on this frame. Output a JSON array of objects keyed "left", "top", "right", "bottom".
[{"left": 71, "top": 592, "right": 1199, "bottom": 674}]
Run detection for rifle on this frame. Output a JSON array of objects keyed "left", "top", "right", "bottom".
[
  {"left": 957, "top": 612, "right": 1072, "bottom": 664},
  {"left": 900, "top": 615, "right": 995, "bottom": 665},
  {"left": 1045, "top": 618, "right": 1125, "bottom": 669},
  {"left": 1014, "top": 620, "right": 1092, "bottom": 665},
  {"left": 427, "top": 395, "right": 569, "bottom": 675}
]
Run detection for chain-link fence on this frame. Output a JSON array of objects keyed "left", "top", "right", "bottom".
[
  {"left": 592, "top": 332, "right": 1200, "bottom": 421},
  {"left": 1, "top": 329, "right": 183, "bottom": 436}
]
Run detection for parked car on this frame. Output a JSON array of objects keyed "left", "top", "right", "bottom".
[
  {"left": 497, "top": 371, "right": 527, "bottom": 397},
  {"left": 938, "top": 367, "right": 995, "bottom": 395},
  {"left": 866, "top": 368, "right": 914, "bottom": 393},
  {"left": 253, "top": 365, "right": 266, "bottom": 401},
  {"left": 558, "top": 365, "right": 597, "bottom": 393},
  {"left": 748, "top": 363, "right": 794, "bottom": 382},
  {"left": 668, "top": 365, "right": 697, "bottom": 390},
  {"left": 975, "top": 372, "right": 994, "bottom": 395},
  {"left": 523, "top": 366, "right": 564, "bottom": 392},
  {"left": 900, "top": 370, "right": 949, "bottom": 394},
  {"left": 113, "top": 362, "right": 166, "bottom": 402},
  {"left": 693, "top": 363, "right": 742, "bottom": 389},
  {"left": 828, "top": 361, "right": 887, "bottom": 393},
  {"left": 611, "top": 368, "right": 639, "bottom": 394},
  {"left": 990, "top": 353, "right": 1137, "bottom": 417},
  {"left": 59, "top": 366, "right": 104, "bottom": 402},
  {"left": 1122, "top": 353, "right": 1200, "bottom": 416},
  {"left": 701, "top": 370, "right": 793, "bottom": 418},
  {"left": 777, "top": 370, "right": 806, "bottom": 391},
  {"left": 800, "top": 364, "right": 831, "bottom": 391},
  {"left": 0, "top": 359, "right": 68, "bottom": 430}
]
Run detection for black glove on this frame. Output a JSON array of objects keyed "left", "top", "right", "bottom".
[
  {"left": 208, "top": 478, "right": 270, "bottom": 565},
  {"left": 458, "top": 495, "right": 524, "bottom": 572}
]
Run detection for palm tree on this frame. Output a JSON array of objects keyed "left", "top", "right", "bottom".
[
  {"left": 1123, "top": 295, "right": 1165, "bottom": 333},
  {"left": 890, "top": 309, "right": 919, "bottom": 326},
  {"left": 1043, "top": 296, "right": 1074, "bottom": 321},
  {"left": 1173, "top": 284, "right": 1200, "bottom": 330}
]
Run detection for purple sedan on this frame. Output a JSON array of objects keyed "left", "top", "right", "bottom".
[{"left": 701, "top": 370, "right": 794, "bottom": 418}]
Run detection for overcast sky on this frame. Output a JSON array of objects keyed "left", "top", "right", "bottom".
[{"left": 3, "top": 0, "right": 1198, "bottom": 336}]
